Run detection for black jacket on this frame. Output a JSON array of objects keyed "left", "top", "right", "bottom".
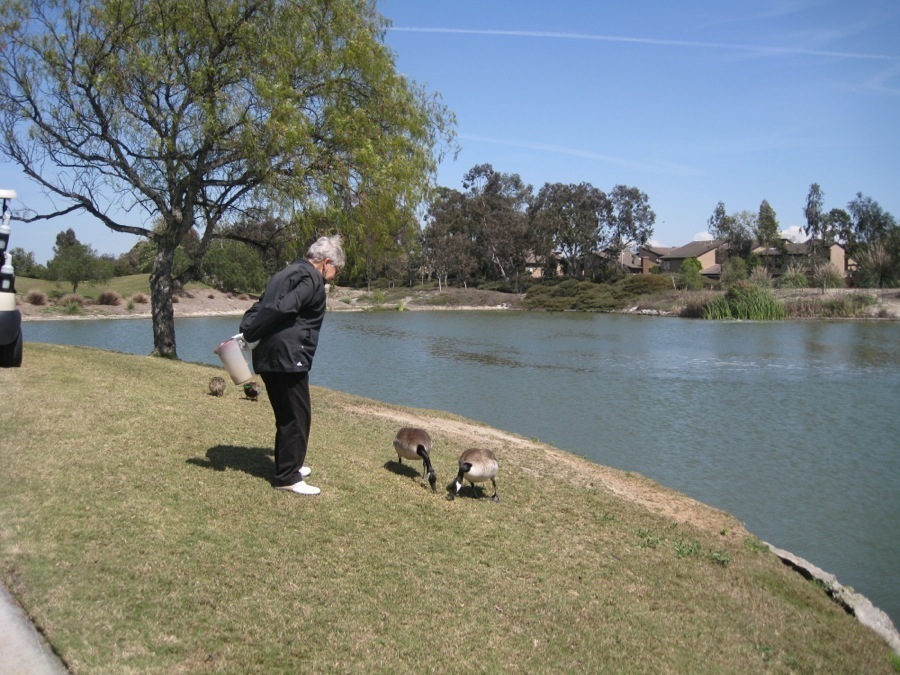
[{"left": 239, "top": 259, "right": 326, "bottom": 374}]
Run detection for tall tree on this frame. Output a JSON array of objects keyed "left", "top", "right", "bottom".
[
  {"left": 707, "top": 202, "right": 733, "bottom": 242},
  {"left": 756, "top": 200, "right": 780, "bottom": 250},
  {"left": 529, "top": 182, "right": 610, "bottom": 278},
  {"left": 707, "top": 202, "right": 754, "bottom": 259},
  {"left": 46, "top": 229, "right": 112, "bottom": 292},
  {"left": 607, "top": 185, "right": 655, "bottom": 253},
  {"left": 7, "top": 247, "right": 43, "bottom": 279},
  {"left": 423, "top": 187, "right": 476, "bottom": 289},
  {"left": 844, "top": 193, "right": 897, "bottom": 255},
  {"left": 0, "top": 0, "right": 455, "bottom": 357},
  {"left": 803, "top": 184, "right": 825, "bottom": 241},
  {"left": 462, "top": 164, "right": 533, "bottom": 284}
]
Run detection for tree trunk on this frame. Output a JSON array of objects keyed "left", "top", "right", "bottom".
[{"left": 149, "top": 248, "right": 178, "bottom": 359}]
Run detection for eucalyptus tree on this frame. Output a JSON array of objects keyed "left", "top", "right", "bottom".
[
  {"left": 423, "top": 187, "right": 476, "bottom": 289},
  {"left": 529, "top": 182, "right": 610, "bottom": 278},
  {"left": 461, "top": 164, "right": 533, "bottom": 284},
  {"left": 707, "top": 202, "right": 754, "bottom": 259},
  {"left": 844, "top": 193, "right": 896, "bottom": 255},
  {"left": 607, "top": 185, "right": 655, "bottom": 253},
  {"left": 0, "top": 0, "right": 455, "bottom": 357},
  {"left": 756, "top": 200, "right": 780, "bottom": 251},
  {"left": 803, "top": 184, "right": 826, "bottom": 243},
  {"left": 803, "top": 183, "right": 833, "bottom": 261}
]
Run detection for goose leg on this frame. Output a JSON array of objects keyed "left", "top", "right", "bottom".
[{"left": 490, "top": 478, "right": 499, "bottom": 502}]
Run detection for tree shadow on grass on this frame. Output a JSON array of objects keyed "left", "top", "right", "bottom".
[{"left": 187, "top": 445, "right": 275, "bottom": 485}]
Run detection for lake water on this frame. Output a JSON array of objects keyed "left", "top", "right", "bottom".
[{"left": 22, "top": 311, "right": 900, "bottom": 626}]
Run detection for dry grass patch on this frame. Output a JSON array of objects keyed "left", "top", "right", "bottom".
[
  {"left": 96, "top": 290, "right": 122, "bottom": 306},
  {"left": 0, "top": 344, "right": 896, "bottom": 673},
  {"left": 24, "top": 290, "right": 47, "bottom": 306}
]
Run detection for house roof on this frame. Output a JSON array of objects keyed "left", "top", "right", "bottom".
[
  {"left": 616, "top": 251, "right": 643, "bottom": 270},
  {"left": 594, "top": 249, "right": 644, "bottom": 270},
  {"left": 660, "top": 240, "right": 722, "bottom": 260},
  {"left": 640, "top": 245, "right": 674, "bottom": 256},
  {"left": 753, "top": 239, "right": 846, "bottom": 256}
]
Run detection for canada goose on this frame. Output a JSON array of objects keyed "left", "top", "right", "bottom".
[
  {"left": 243, "top": 381, "right": 262, "bottom": 401},
  {"left": 447, "top": 448, "right": 499, "bottom": 502},
  {"left": 208, "top": 376, "right": 226, "bottom": 397},
  {"left": 392, "top": 427, "right": 437, "bottom": 492}
]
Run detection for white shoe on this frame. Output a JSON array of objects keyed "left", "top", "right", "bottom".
[
  {"left": 276, "top": 481, "right": 320, "bottom": 495},
  {"left": 300, "top": 466, "right": 312, "bottom": 478}
]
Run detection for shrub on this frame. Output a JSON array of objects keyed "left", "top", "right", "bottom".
[
  {"left": 777, "top": 262, "right": 808, "bottom": 289},
  {"left": 721, "top": 258, "right": 748, "bottom": 287},
  {"left": 679, "top": 257, "right": 703, "bottom": 291},
  {"left": 96, "top": 290, "right": 122, "bottom": 306},
  {"left": 58, "top": 293, "right": 85, "bottom": 307},
  {"left": 854, "top": 242, "right": 899, "bottom": 289},
  {"left": 810, "top": 264, "right": 845, "bottom": 290},
  {"left": 749, "top": 266, "right": 773, "bottom": 288},
  {"left": 478, "top": 278, "right": 537, "bottom": 293},
  {"left": 524, "top": 279, "right": 619, "bottom": 311},
  {"left": 701, "top": 282, "right": 785, "bottom": 320},
  {"left": 25, "top": 290, "right": 48, "bottom": 306},
  {"left": 131, "top": 292, "right": 149, "bottom": 304},
  {"left": 617, "top": 274, "right": 671, "bottom": 296},
  {"left": 821, "top": 293, "right": 876, "bottom": 317},
  {"left": 782, "top": 297, "right": 821, "bottom": 318},
  {"left": 524, "top": 276, "right": 672, "bottom": 312},
  {"left": 700, "top": 295, "right": 733, "bottom": 320},
  {"left": 678, "top": 291, "right": 718, "bottom": 318}
]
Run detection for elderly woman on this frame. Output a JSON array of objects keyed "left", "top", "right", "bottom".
[{"left": 239, "top": 235, "right": 345, "bottom": 495}]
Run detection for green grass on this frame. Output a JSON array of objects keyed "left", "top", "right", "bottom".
[{"left": 0, "top": 344, "right": 896, "bottom": 672}]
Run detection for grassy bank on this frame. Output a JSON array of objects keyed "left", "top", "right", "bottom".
[{"left": 0, "top": 344, "right": 896, "bottom": 672}]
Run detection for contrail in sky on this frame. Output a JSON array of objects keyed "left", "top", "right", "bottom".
[
  {"left": 390, "top": 27, "right": 900, "bottom": 62},
  {"left": 459, "top": 134, "right": 701, "bottom": 176}
]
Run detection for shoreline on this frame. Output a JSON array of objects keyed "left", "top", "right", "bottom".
[{"left": 13, "top": 283, "right": 900, "bottom": 321}]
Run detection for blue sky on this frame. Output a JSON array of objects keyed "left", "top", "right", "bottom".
[
  {"left": 4, "top": 0, "right": 899, "bottom": 263},
  {"left": 384, "top": 0, "right": 900, "bottom": 248}
]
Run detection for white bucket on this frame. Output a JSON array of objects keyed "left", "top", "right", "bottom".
[{"left": 214, "top": 337, "right": 253, "bottom": 385}]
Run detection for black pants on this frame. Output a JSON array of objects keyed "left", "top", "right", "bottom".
[{"left": 260, "top": 371, "right": 311, "bottom": 487}]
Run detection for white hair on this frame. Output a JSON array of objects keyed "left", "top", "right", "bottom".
[{"left": 306, "top": 235, "right": 345, "bottom": 268}]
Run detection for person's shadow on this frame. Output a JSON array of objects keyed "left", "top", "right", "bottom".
[{"left": 187, "top": 445, "right": 275, "bottom": 485}]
